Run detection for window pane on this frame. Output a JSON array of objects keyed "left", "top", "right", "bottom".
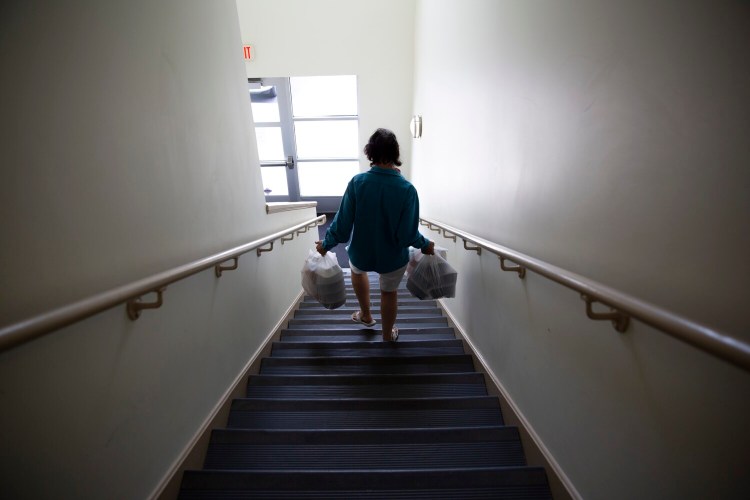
[
  {"left": 298, "top": 161, "right": 359, "bottom": 197},
  {"left": 260, "top": 166, "right": 289, "bottom": 196},
  {"left": 295, "top": 120, "right": 359, "bottom": 159},
  {"left": 251, "top": 101, "right": 280, "bottom": 123},
  {"left": 290, "top": 75, "right": 358, "bottom": 117},
  {"left": 249, "top": 84, "right": 280, "bottom": 122},
  {"left": 254, "top": 127, "right": 284, "bottom": 162}
]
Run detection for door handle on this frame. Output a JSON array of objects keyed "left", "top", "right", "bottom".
[{"left": 286, "top": 156, "right": 295, "bottom": 169}]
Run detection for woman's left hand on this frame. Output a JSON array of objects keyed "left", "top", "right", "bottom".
[{"left": 315, "top": 240, "right": 327, "bottom": 255}]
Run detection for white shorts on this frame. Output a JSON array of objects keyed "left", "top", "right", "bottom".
[{"left": 349, "top": 262, "right": 407, "bottom": 292}]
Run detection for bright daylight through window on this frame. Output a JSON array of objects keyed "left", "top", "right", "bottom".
[{"left": 249, "top": 75, "right": 359, "bottom": 210}]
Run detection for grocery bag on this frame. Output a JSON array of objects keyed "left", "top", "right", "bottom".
[
  {"left": 301, "top": 249, "right": 346, "bottom": 309},
  {"left": 406, "top": 246, "right": 448, "bottom": 277},
  {"left": 406, "top": 253, "right": 458, "bottom": 299}
]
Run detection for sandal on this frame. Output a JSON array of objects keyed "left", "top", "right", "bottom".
[
  {"left": 387, "top": 327, "right": 399, "bottom": 342},
  {"left": 352, "top": 311, "right": 376, "bottom": 327}
]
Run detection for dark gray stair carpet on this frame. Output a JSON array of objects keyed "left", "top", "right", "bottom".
[
  {"left": 227, "top": 396, "right": 504, "bottom": 429},
  {"left": 260, "top": 354, "right": 475, "bottom": 375},
  {"left": 203, "top": 427, "right": 526, "bottom": 470},
  {"left": 180, "top": 468, "right": 553, "bottom": 499},
  {"left": 270, "top": 339, "right": 465, "bottom": 357},
  {"left": 179, "top": 273, "right": 552, "bottom": 499},
  {"left": 245, "top": 373, "right": 489, "bottom": 399},
  {"left": 286, "top": 317, "right": 448, "bottom": 327}
]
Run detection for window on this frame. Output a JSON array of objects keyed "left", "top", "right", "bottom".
[{"left": 249, "top": 76, "right": 360, "bottom": 212}]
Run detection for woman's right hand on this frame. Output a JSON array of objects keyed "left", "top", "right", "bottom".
[{"left": 421, "top": 241, "right": 435, "bottom": 255}]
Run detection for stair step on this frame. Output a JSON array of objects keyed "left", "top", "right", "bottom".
[
  {"left": 342, "top": 283, "right": 408, "bottom": 289},
  {"left": 294, "top": 307, "right": 441, "bottom": 316},
  {"left": 245, "top": 373, "right": 488, "bottom": 399},
  {"left": 306, "top": 291, "right": 415, "bottom": 299},
  {"left": 298, "top": 299, "right": 436, "bottom": 308},
  {"left": 270, "top": 339, "right": 464, "bottom": 357},
  {"left": 203, "top": 427, "right": 525, "bottom": 470},
  {"left": 260, "top": 354, "right": 475, "bottom": 375},
  {"left": 288, "top": 317, "right": 445, "bottom": 326},
  {"left": 287, "top": 317, "right": 448, "bottom": 326},
  {"left": 280, "top": 331, "right": 456, "bottom": 342},
  {"left": 282, "top": 325, "right": 455, "bottom": 335},
  {"left": 179, "top": 467, "right": 553, "bottom": 499},
  {"left": 227, "top": 396, "right": 503, "bottom": 429}
]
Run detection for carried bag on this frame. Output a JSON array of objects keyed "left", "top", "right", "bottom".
[
  {"left": 301, "top": 249, "right": 346, "bottom": 309},
  {"left": 406, "top": 245, "right": 448, "bottom": 278},
  {"left": 406, "top": 253, "right": 458, "bottom": 300}
]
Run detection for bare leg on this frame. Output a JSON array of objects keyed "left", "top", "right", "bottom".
[
  {"left": 351, "top": 271, "right": 373, "bottom": 323},
  {"left": 380, "top": 290, "right": 398, "bottom": 341}
]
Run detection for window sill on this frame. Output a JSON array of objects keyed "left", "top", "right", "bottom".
[{"left": 266, "top": 201, "right": 318, "bottom": 214}]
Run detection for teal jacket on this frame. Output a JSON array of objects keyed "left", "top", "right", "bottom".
[{"left": 322, "top": 166, "right": 430, "bottom": 273}]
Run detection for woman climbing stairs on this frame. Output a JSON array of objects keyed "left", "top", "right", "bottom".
[{"left": 178, "top": 272, "right": 553, "bottom": 498}]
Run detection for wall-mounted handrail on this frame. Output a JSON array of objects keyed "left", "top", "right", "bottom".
[
  {"left": 0, "top": 215, "right": 326, "bottom": 353},
  {"left": 420, "top": 216, "right": 750, "bottom": 373}
]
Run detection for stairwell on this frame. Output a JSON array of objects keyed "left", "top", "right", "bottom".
[{"left": 178, "top": 271, "right": 553, "bottom": 499}]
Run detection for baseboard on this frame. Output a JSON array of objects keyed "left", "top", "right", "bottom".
[
  {"left": 438, "top": 300, "right": 582, "bottom": 500},
  {"left": 149, "top": 289, "right": 305, "bottom": 500}
]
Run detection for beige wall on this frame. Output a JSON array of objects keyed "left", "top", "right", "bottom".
[
  {"left": 0, "top": 1, "right": 316, "bottom": 498},
  {"left": 411, "top": 1, "right": 750, "bottom": 498},
  {"left": 235, "top": 0, "right": 417, "bottom": 177}
]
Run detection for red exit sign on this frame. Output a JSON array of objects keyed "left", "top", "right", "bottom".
[{"left": 243, "top": 45, "right": 254, "bottom": 60}]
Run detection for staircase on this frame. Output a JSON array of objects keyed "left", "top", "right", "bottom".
[{"left": 179, "top": 271, "right": 553, "bottom": 499}]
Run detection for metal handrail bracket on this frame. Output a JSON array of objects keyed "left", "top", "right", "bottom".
[
  {"left": 581, "top": 294, "right": 629, "bottom": 333},
  {"left": 462, "top": 238, "right": 482, "bottom": 255},
  {"left": 215, "top": 257, "right": 239, "bottom": 278},
  {"left": 127, "top": 287, "right": 166, "bottom": 320},
  {"left": 442, "top": 229, "right": 457, "bottom": 242},
  {"left": 499, "top": 256, "right": 526, "bottom": 279},
  {"left": 256, "top": 241, "right": 274, "bottom": 257},
  {"left": 420, "top": 216, "right": 750, "bottom": 372},
  {"left": 0, "top": 214, "right": 326, "bottom": 352}
]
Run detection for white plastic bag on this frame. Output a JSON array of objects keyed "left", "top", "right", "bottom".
[
  {"left": 406, "top": 246, "right": 448, "bottom": 278},
  {"left": 301, "top": 249, "right": 346, "bottom": 309},
  {"left": 406, "top": 253, "right": 458, "bottom": 299}
]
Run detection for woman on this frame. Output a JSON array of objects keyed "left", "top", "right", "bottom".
[{"left": 316, "top": 128, "right": 434, "bottom": 341}]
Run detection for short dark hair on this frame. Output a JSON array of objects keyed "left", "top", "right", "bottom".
[{"left": 364, "top": 128, "right": 402, "bottom": 167}]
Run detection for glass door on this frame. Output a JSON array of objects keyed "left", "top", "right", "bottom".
[
  {"left": 249, "top": 77, "right": 298, "bottom": 201},
  {"left": 249, "top": 76, "right": 360, "bottom": 212}
]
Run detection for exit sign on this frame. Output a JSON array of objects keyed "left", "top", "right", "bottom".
[{"left": 243, "top": 45, "right": 254, "bottom": 60}]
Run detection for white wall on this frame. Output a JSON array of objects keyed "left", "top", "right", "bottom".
[
  {"left": 412, "top": 1, "right": 750, "bottom": 499},
  {"left": 0, "top": 1, "right": 317, "bottom": 498},
  {"left": 235, "top": 0, "right": 417, "bottom": 177}
]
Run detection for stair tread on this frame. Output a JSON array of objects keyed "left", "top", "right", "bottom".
[
  {"left": 245, "top": 373, "right": 488, "bottom": 398},
  {"left": 211, "top": 426, "right": 519, "bottom": 443},
  {"left": 288, "top": 318, "right": 445, "bottom": 325},
  {"left": 272, "top": 339, "right": 462, "bottom": 348},
  {"left": 294, "top": 307, "right": 440, "bottom": 319},
  {"left": 247, "top": 372, "right": 486, "bottom": 385},
  {"left": 287, "top": 318, "right": 448, "bottom": 326},
  {"left": 228, "top": 397, "right": 504, "bottom": 429},
  {"left": 231, "top": 396, "right": 500, "bottom": 411},
  {"left": 180, "top": 467, "right": 553, "bottom": 499},
  {"left": 299, "top": 300, "right": 435, "bottom": 307},
  {"left": 260, "top": 354, "right": 475, "bottom": 375},
  {"left": 203, "top": 427, "right": 525, "bottom": 470},
  {"left": 271, "top": 339, "right": 464, "bottom": 357},
  {"left": 282, "top": 326, "right": 455, "bottom": 335},
  {"left": 280, "top": 333, "right": 456, "bottom": 342}
]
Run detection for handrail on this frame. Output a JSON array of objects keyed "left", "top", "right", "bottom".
[
  {"left": 420, "top": 216, "right": 750, "bottom": 373},
  {"left": 0, "top": 215, "right": 326, "bottom": 353}
]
